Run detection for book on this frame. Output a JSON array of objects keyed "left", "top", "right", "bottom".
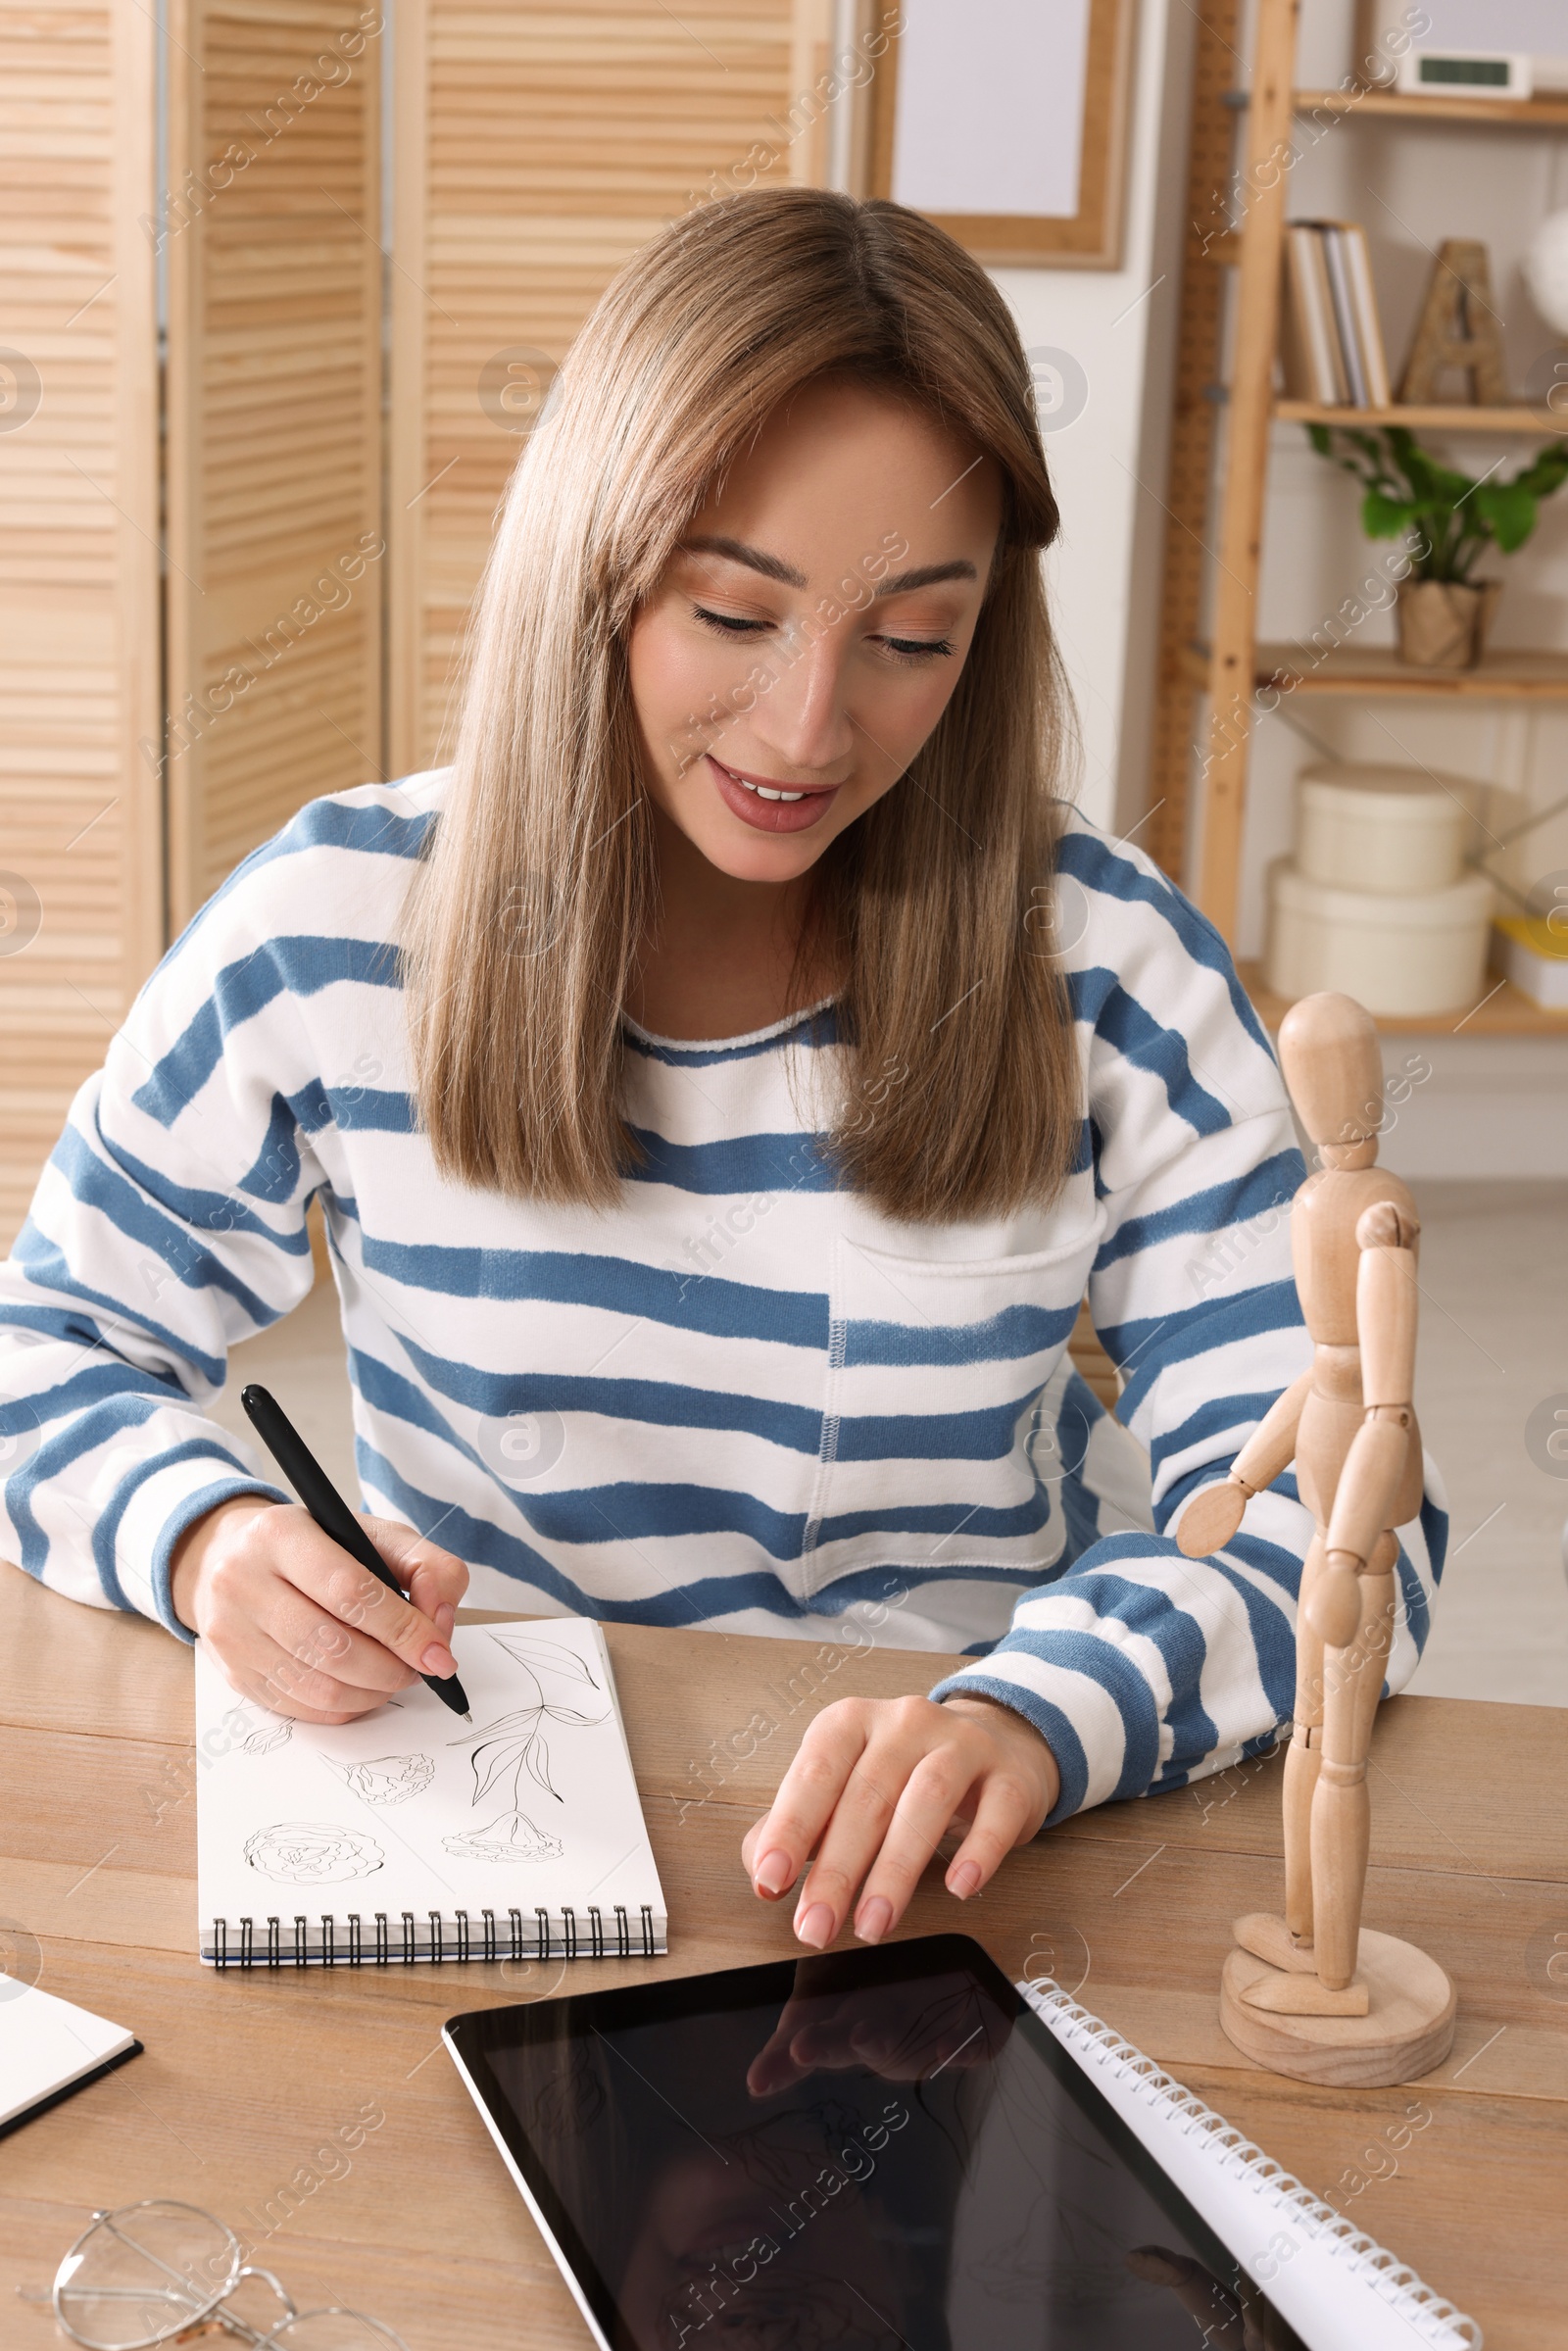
[
  {"left": 1494, "top": 912, "right": 1568, "bottom": 1007},
  {"left": 1282, "top": 224, "right": 1348, "bottom": 405},
  {"left": 1319, "top": 225, "right": 1370, "bottom": 409},
  {"left": 0, "top": 1982, "right": 139, "bottom": 2137},
  {"left": 1281, "top": 221, "right": 1391, "bottom": 413},
  {"left": 1335, "top": 223, "right": 1393, "bottom": 409},
  {"left": 1018, "top": 1976, "right": 1481, "bottom": 2350},
  {"left": 194, "top": 1617, "right": 666, "bottom": 1967}
]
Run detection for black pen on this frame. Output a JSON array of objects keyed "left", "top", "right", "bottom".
[{"left": 240, "top": 1382, "right": 472, "bottom": 1721}]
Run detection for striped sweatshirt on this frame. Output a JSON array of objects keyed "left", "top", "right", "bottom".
[{"left": 0, "top": 774, "right": 1447, "bottom": 1823}]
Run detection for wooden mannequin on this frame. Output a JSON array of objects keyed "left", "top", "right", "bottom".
[{"left": 1178, "top": 992, "right": 1456, "bottom": 2086}]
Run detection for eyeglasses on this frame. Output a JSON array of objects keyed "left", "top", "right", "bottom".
[{"left": 23, "top": 2201, "right": 410, "bottom": 2349}]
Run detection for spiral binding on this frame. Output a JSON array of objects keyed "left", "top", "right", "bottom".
[
  {"left": 209, "top": 1902, "right": 662, "bottom": 1967},
  {"left": 1018, "top": 1976, "right": 1482, "bottom": 2350}
]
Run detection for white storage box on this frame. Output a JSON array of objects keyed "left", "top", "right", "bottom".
[
  {"left": 1494, "top": 915, "right": 1568, "bottom": 1009},
  {"left": 1296, "top": 762, "right": 1470, "bottom": 896},
  {"left": 1266, "top": 858, "right": 1494, "bottom": 1016}
]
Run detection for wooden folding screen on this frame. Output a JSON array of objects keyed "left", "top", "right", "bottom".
[
  {"left": 2, "top": 0, "right": 818, "bottom": 1245},
  {"left": 388, "top": 0, "right": 802, "bottom": 774},
  {"left": 165, "top": 0, "right": 384, "bottom": 926},
  {"left": 0, "top": 3, "right": 162, "bottom": 1246}
]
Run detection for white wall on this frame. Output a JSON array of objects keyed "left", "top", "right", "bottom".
[{"left": 990, "top": 0, "right": 1196, "bottom": 834}]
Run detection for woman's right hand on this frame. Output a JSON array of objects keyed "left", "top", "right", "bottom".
[{"left": 169, "top": 1495, "right": 469, "bottom": 1722}]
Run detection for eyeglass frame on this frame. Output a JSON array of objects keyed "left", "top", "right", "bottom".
[{"left": 24, "top": 2199, "right": 410, "bottom": 2351}]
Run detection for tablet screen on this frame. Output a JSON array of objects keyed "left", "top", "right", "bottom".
[{"left": 446, "top": 1933, "right": 1304, "bottom": 2350}]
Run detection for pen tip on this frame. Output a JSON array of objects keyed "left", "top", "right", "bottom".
[{"left": 461, "top": 1710, "right": 473, "bottom": 1724}]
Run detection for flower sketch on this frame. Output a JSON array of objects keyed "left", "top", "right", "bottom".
[
  {"left": 243, "top": 1822, "right": 383, "bottom": 1885},
  {"left": 327, "top": 1752, "right": 435, "bottom": 1806},
  {"left": 228, "top": 1703, "right": 293, "bottom": 1756},
  {"left": 443, "top": 1811, "right": 564, "bottom": 1864}
]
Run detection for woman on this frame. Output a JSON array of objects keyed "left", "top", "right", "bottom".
[{"left": 0, "top": 190, "right": 1445, "bottom": 1958}]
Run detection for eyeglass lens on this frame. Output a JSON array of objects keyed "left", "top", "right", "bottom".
[{"left": 54, "top": 2201, "right": 237, "bottom": 2349}]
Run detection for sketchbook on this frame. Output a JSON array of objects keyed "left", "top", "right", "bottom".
[
  {"left": 1018, "top": 1978, "right": 1480, "bottom": 2351},
  {"left": 194, "top": 1618, "right": 666, "bottom": 1968},
  {"left": 0, "top": 1981, "right": 139, "bottom": 2136}
]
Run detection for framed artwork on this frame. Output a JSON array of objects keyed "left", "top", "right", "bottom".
[{"left": 869, "top": 0, "right": 1139, "bottom": 269}]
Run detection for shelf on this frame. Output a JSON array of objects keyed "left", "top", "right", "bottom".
[
  {"left": 1295, "top": 85, "right": 1568, "bottom": 129},
  {"left": 1238, "top": 960, "right": 1568, "bottom": 1038},
  {"left": 1181, "top": 642, "right": 1568, "bottom": 699},
  {"left": 1276, "top": 401, "right": 1566, "bottom": 435}
]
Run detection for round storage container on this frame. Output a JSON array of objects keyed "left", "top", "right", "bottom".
[
  {"left": 1265, "top": 857, "right": 1494, "bottom": 1017},
  {"left": 1296, "top": 762, "right": 1470, "bottom": 895}
]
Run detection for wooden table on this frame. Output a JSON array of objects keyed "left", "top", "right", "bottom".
[{"left": 1, "top": 1568, "right": 1565, "bottom": 2348}]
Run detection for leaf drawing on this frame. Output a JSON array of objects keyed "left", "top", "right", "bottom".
[
  {"left": 443, "top": 1810, "right": 564, "bottom": 1864},
  {"left": 326, "top": 1752, "right": 435, "bottom": 1806},
  {"left": 485, "top": 1628, "right": 601, "bottom": 1690},
  {"left": 448, "top": 1635, "right": 609, "bottom": 1812}
]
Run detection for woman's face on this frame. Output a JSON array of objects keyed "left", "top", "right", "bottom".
[{"left": 627, "top": 376, "right": 1004, "bottom": 885}]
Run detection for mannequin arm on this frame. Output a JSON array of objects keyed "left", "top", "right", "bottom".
[
  {"left": 1306, "top": 1218, "right": 1418, "bottom": 1644},
  {"left": 1176, "top": 1366, "right": 1311, "bottom": 1559}
]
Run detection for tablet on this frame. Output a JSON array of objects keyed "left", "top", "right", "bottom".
[{"left": 443, "top": 1932, "right": 1308, "bottom": 2350}]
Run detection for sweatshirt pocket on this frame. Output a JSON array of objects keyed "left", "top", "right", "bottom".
[{"left": 800, "top": 1214, "right": 1104, "bottom": 1594}]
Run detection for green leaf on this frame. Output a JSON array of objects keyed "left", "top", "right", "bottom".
[
  {"left": 1510, "top": 441, "right": 1568, "bottom": 501},
  {"left": 1361, "top": 488, "right": 1412, "bottom": 539},
  {"left": 1474, "top": 480, "right": 1539, "bottom": 553}
]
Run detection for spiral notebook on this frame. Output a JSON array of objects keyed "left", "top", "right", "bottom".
[
  {"left": 194, "top": 1617, "right": 666, "bottom": 1968},
  {"left": 1018, "top": 1979, "right": 1480, "bottom": 2351},
  {"left": 0, "top": 1982, "right": 139, "bottom": 2137}
]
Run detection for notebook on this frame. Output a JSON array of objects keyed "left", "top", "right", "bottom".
[
  {"left": 1019, "top": 1977, "right": 1480, "bottom": 2351},
  {"left": 194, "top": 1617, "right": 666, "bottom": 1968},
  {"left": 0, "top": 1982, "right": 139, "bottom": 2137}
]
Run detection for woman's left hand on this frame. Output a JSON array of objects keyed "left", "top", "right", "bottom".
[{"left": 740, "top": 1692, "right": 1059, "bottom": 1949}]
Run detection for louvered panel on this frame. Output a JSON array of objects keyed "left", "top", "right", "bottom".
[
  {"left": 0, "top": 2, "right": 161, "bottom": 1249},
  {"left": 166, "top": 0, "right": 383, "bottom": 923},
  {"left": 390, "top": 0, "right": 801, "bottom": 772}
]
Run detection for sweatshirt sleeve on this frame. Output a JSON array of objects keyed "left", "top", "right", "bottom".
[
  {"left": 931, "top": 827, "right": 1449, "bottom": 1822},
  {"left": 0, "top": 794, "right": 420, "bottom": 1638}
]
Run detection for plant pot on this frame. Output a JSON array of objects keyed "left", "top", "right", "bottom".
[{"left": 1396, "top": 578, "right": 1501, "bottom": 669}]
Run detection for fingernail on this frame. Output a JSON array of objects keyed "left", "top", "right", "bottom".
[
  {"left": 435, "top": 1602, "right": 455, "bottom": 1640},
  {"left": 854, "top": 1895, "right": 892, "bottom": 1945},
  {"left": 795, "top": 1902, "right": 835, "bottom": 1949},
  {"left": 947, "top": 1860, "right": 981, "bottom": 1899},
  {"left": 753, "top": 1848, "right": 795, "bottom": 1898},
  {"left": 420, "top": 1642, "right": 458, "bottom": 1677}
]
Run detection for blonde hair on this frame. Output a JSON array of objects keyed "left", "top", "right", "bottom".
[{"left": 403, "top": 188, "right": 1081, "bottom": 1224}]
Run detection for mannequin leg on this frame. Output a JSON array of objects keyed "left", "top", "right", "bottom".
[
  {"left": 1310, "top": 1539, "right": 1397, "bottom": 1989},
  {"left": 1283, "top": 1532, "right": 1327, "bottom": 1948}
]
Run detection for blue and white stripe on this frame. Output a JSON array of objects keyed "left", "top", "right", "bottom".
[{"left": 0, "top": 775, "right": 1447, "bottom": 1822}]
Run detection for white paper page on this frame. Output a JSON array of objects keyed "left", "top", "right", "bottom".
[
  {"left": 195, "top": 1619, "right": 664, "bottom": 1961},
  {"left": 1019, "top": 1984, "right": 1480, "bottom": 2351},
  {"left": 891, "top": 0, "right": 1090, "bottom": 220},
  {"left": 0, "top": 1981, "right": 135, "bottom": 2129}
]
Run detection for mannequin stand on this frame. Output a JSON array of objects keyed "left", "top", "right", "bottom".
[{"left": 1221, "top": 1914, "right": 1456, "bottom": 2087}]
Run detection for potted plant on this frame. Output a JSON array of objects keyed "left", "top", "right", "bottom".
[{"left": 1308, "top": 423, "right": 1568, "bottom": 668}]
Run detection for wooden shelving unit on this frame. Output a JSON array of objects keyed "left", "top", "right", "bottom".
[
  {"left": 1296, "top": 86, "right": 1568, "bottom": 129},
  {"left": 1275, "top": 400, "right": 1564, "bottom": 430},
  {"left": 1149, "top": 2, "right": 1568, "bottom": 1019},
  {"left": 1238, "top": 960, "right": 1568, "bottom": 1038},
  {"left": 1182, "top": 643, "right": 1568, "bottom": 698}
]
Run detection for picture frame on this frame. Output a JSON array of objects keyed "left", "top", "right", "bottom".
[{"left": 868, "top": 0, "right": 1139, "bottom": 269}]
